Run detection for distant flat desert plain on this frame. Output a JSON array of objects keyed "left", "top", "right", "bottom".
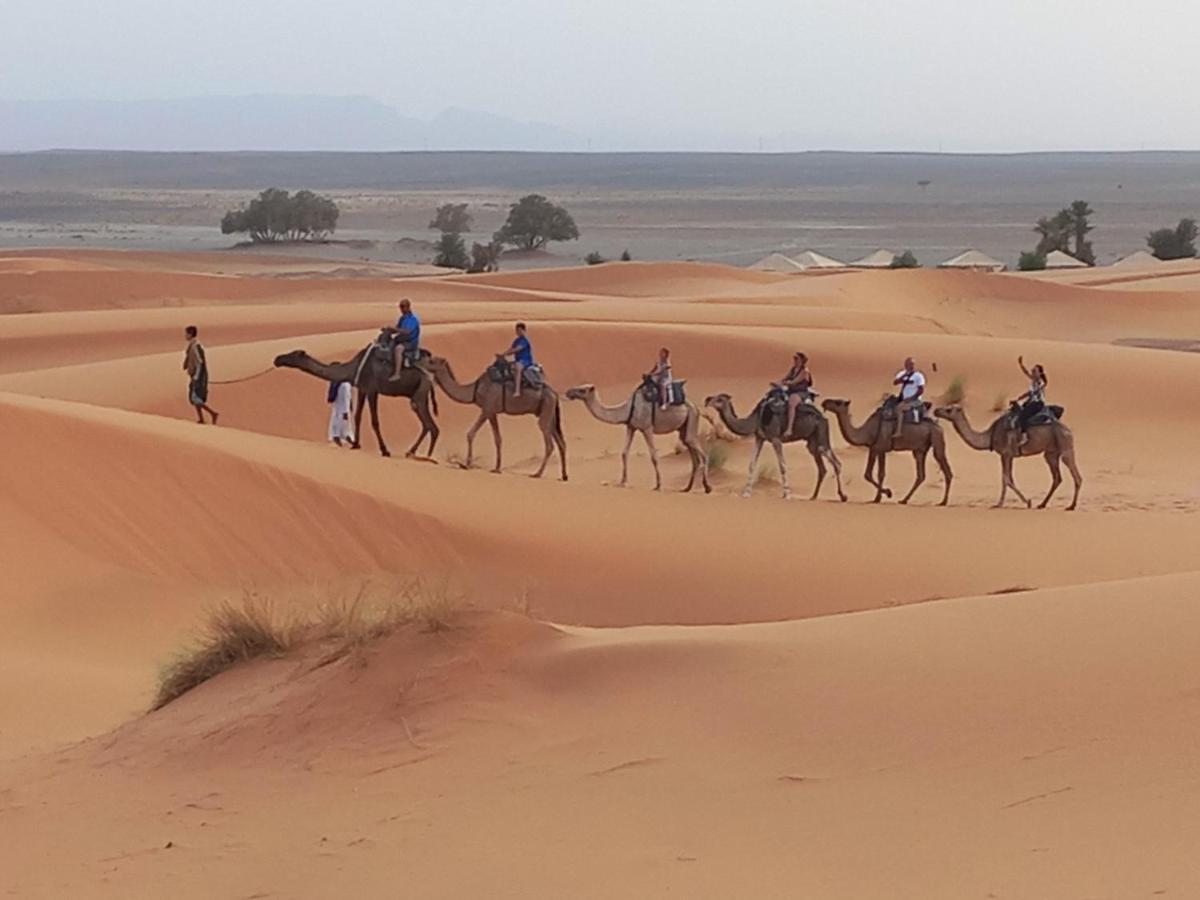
[
  {"left": 2, "top": 150, "right": 1200, "bottom": 898},
  {"left": 3, "top": 150, "right": 1200, "bottom": 267}
]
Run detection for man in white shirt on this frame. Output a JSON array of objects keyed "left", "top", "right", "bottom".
[
  {"left": 891, "top": 357, "right": 926, "bottom": 439},
  {"left": 328, "top": 380, "right": 355, "bottom": 446}
]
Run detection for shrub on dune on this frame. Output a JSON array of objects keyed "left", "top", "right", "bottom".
[
  {"left": 152, "top": 579, "right": 464, "bottom": 711},
  {"left": 153, "top": 596, "right": 292, "bottom": 711}
]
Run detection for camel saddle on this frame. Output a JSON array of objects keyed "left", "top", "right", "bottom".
[
  {"left": 639, "top": 376, "right": 687, "bottom": 406},
  {"left": 880, "top": 395, "right": 930, "bottom": 424},
  {"left": 1005, "top": 402, "right": 1065, "bottom": 431},
  {"left": 371, "top": 330, "right": 426, "bottom": 368},
  {"left": 488, "top": 357, "right": 544, "bottom": 389},
  {"left": 760, "top": 385, "right": 819, "bottom": 426}
]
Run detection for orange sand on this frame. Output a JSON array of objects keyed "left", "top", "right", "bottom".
[{"left": 1, "top": 250, "right": 1198, "bottom": 897}]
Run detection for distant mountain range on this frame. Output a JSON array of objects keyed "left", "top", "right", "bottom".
[{"left": 0, "top": 95, "right": 587, "bottom": 152}]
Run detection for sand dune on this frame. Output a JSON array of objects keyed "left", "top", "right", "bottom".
[{"left": 2, "top": 248, "right": 1199, "bottom": 897}]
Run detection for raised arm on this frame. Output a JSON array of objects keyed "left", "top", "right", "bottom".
[{"left": 1018, "top": 355, "right": 1033, "bottom": 379}]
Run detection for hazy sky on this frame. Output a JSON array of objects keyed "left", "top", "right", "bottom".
[{"left": 6, "top": 0, "right": 1199, "bottom": 151}]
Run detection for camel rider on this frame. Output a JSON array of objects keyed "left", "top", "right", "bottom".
[
  {"left": 389, "top": 298, "right": 421, "bottom": 380},
  {"left": 502, "top": 322, "right": 534, "bottom": 398},
  {"left": 1014, "top": 355, "right": 1048, "bottom": 447},
  {"left": 891, "top": 356, "right": 926, "bottom": 439},
  {"left": 781, "top": 351, "right": 813, "bottom": 436},
  {"left": 646, "top": 347, "right": 672, "bottom": 410}
]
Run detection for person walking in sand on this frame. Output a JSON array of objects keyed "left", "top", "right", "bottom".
[
  {"left": 327, "top": 380, "right": 354, "bottom": 446},
  {"left": 183, "top": 325, "right": 219, "bottom": 425}
]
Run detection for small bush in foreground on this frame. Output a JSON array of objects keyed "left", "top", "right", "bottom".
[
  {"left": 152, "top": 579, "right": 464, "bottom": 710},
  {"left": 153, "top": 596, "right": 292, "bottom": 710},
  {"left": 585, "top": 251, "right": 606, "bottom": 265},
  {"left": 992, "top": 392, "right": 1008, "bottom": 412}
]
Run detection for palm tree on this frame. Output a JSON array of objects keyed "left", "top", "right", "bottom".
[{"left": 1067, "top": 200, "right": 1095, "bottom": 264}]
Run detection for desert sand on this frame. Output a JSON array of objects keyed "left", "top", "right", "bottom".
[{"left": 2, "top": 249, "right": 1199, "bottom": 898}]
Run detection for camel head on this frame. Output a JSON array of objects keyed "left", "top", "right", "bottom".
[
  {"left": 565, "top": 384, "right": 595, "bottom": 402},
  {"left": 704, "top": 393, "right": 733, "bottom": 411},
  {"left": 932, "top": 404, "right": 963, "bottom": 421},
  {"left": 273, "top": 350, "right": 310, "bottom": 368},
  {"left": 821, "top": 398, "right": 850, "bottom": 414}
]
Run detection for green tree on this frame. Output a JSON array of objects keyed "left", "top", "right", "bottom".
[
  {"left": 1033, "top": 210, "right": 1072, "bottom": 255},
  {"left": 433, "top": 232, "right": 469, "bottom": 269},
  {"left": 584, "top": 251, "right": 606, "bottom": 265},
  {"left": 890, "top": 250, "right": 920, "bottom": 268},
  {"left": 429, "top": 203, "right": 473, "bottom": 234},
  {"left": 1066, "top": 200, "right": 1096, "bottom": 265},
  {"left": 1147, "top": 218, "right": 1198, "bottom": 260},
  {"left": 220, "top": 188, "right": 338, "bottom": 243},
  {"left": 493, "top": 194, "right": 579, "bottom": 251},
  {"left": 1018, "top": 251, "right": 1047, "bottom": 271},
  {"left": 468, "top": 240, "right": 502, "bottom": 273},
  {"left": 620, "top": 249, "right": 632, "bottom": 261}
]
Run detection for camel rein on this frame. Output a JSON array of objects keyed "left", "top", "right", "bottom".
[{"left": 209, "top": 367, "right": 275, "bottom": 386}]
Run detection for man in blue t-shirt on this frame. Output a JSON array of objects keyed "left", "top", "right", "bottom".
[
  {"left": 390, "top": 298, "right": 421, "bottom": 380},
  {"left": 502, "top": 322, "right": 534, "bottom": 397}
]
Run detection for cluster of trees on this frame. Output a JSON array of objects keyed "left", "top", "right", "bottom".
[
  {"left": 1147, "top": 218, "right": 1198, "bottom": 260},
  {"left": 890, "top": 250, "right": 920, "bottom": 269},
  {"left": 1016, "top": 201, "right": 1196, "bottom": 269},
  {"left": 220, "top": 188, "right": 339, "bottom": 243},
  {"left": 429, "top": 195, "right": 579, "bottom": 271},
  {"left": 1019, "top": 200, "right": 1096, "bottom": 270}
]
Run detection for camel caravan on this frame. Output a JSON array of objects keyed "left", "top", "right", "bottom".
[{"left": 271, "top": 303, "right": 1081, "bottom": 511}]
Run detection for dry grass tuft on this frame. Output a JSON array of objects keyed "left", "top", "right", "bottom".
[
  {"left": 152, "top": 595, "right": 293, "bottom": 711},
  {"left": 152, "top": 578, "right": 465, "bottom": 711},
  {"left": 940, "top": 375, "right": 968, "bottom": 405},
  {"left": 754, "top": 459, "right": 781, "bottom": 485},
  {"left": 991, "top": 392, "right": 1009, "bottom": 413},
  {"left": 705, "top": 439, "right": 730, "bottom": 471}
]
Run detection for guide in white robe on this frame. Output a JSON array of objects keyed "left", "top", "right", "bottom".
[{"left": 327, "top": 381, "right": 355, "bottom": 444}]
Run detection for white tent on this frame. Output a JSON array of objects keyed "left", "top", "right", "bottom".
[
  {"left": 938, "top": 249, "right": 1005, "bottom": 272},
  {"left": 1111, "top": 250, "right": 1162, "bottom": 270},
  {"left": 749, "top": 253, "right": 806, "bottom": 273},
  {"left": 791, "top": 249, "right": 847, "bottom": 269},
  {"left": 851, "top": 249, "right": 897, "bottom": 268},
  {"left": 1043, "top": 249, "right": 1088, "bottom": 269}
]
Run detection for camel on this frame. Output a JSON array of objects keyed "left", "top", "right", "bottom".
[
  {"left": 821, "top": 398, "right": 952, "bottom": 505},
  {"left": 704, "top": 393, "right": 846, "bottom": 501},
  {"left": 565, "top": 380, "right": 711, "bottom": 493},
  {"left": 273, "top": 346, "right": 438, "bottom": 458},
  {"left": 426, "top": 355, "right": 567, "bottom": 480},
  {"left": 934, "top": 405, "right": 1082, "bottom": 510}
]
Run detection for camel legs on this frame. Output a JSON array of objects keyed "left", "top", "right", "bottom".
[
  {"left": 770, "top": 438, "right": 791, "bottom": 500},
  {"left": 1038, "top": 452, "right": 1063, "bottom": 509},
  {"left": 488, "top": 416, "right": 503, "bottom": 473},
  {"left": 827, "top": 448, "right": 847, "bottom": 502},
  {"left": 641, "top": 430, "right": 663, "bottom": 491},
  {"left": 899, "top": 449, "right": 927, "bottom": 505},
  {"left": 933, "top": 438, "right": 953, "bottom": 506},
  {"left": 618, "top": 427, "right": 636, "bottom": 487},
  {"left": 405, "top": 391, "right": 440, "bottom": 458},
  {"left": 807, "top": 442, "right": 826, "bottom": 500},
  {"left": 464, "top": 411, "right": 488, "bottom": 470},
  {"left": 680, "top": 434, "right": 712, "bottom": 494},
  {"left": 1062, "top": 450, "right": 1082, "bottom": 511},
  {"left": 553, "top": 420, "right": 568, "bottom": 482},
  {"left": 367, "top": 393, "right": 390, "bottom": 458},
  {"left": 350, "top": 389, "right": 367, "bottom": 451},
  {"left": 741, "top": 438, "right": 765, "bottom": 498},
  {"left": 997, "top": 455, "right": 1032, "bottom": 509},
  {"left": 532, "top": 417, "right": 555, "bottom": 479},
  {"left": 868, "top": 451, "right": 890, "bottom": 503}
]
